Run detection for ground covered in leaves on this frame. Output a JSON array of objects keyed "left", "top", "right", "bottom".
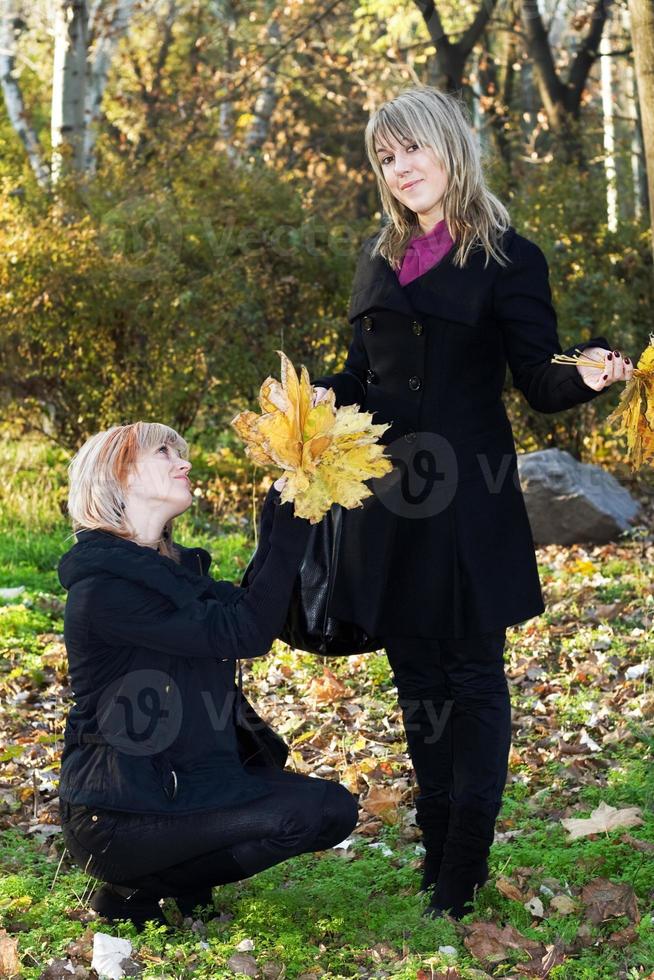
[{"left": 1, "top": 510, "right": 654, "bottom": 979}]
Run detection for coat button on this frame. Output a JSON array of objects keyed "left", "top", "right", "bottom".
[
  {"left": 408, "top": 376, "right": 421, "bottom": 391},
  {"left": 366, "top": 369, "right": 377, "bottom": 384},
  {"left": 404, "top": 430, "right": 417, "bottom": 443},
  {"left": 412, "top": 321, "right": 423, "bottom": 336},
  {"left": 362, "top": 315, "right": 374, "bottom": 332}
]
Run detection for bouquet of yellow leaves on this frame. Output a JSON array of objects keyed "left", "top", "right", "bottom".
[
  {"left": 552, "top": 335, "right": 654, "bottom": 469},
  {"left": 606, "top": 335, "right": 654, "bottom": 469},
  {"left": 231, "top": 351, "right": 394, "bottom": 523}
]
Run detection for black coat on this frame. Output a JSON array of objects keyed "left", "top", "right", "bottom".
[
  {"left": 312, "top": 226, "right": 611, "bottom": 639},
  {"left": 56, "top": 488, "right": 311, "bottom": 814}
]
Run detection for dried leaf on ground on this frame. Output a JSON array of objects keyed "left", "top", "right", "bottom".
[
  {"left": 561, "top": 800, "right": 643, "bottom": 839},
  {"left": 305, "top": 668, "right": 350, "bottom": 703},
  {"left": 360, "top": 785, "right": 402, "bottom": 825},
  {"left": 580, "top": 878, "right": 640, "bottom": 924},
  {"left": 463, "top": 921, "right": 543, "bottom": 964},
  {"left": 0, "top": 932, "right": 20, "bottom": 979}
]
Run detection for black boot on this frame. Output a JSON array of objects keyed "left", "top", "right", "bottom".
[
  {"left": 425, "top": 800, "right": 498, "bottom": 920},
  {"left": 415, "top": 793, "right": 451, "bottom": 892},
  {"left": 90, "top": 883, "right": 167, "bottom": 928},
  {"left": 176, "top": 886, "right": 214, "bottom": 917}
]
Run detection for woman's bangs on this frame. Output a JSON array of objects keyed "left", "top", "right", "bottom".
[
  {"left": 372, "top": 108, "right": 416, "bottom": 155},
  {"left": 139, "top": 422, "right": 189, "bottom": 458}
]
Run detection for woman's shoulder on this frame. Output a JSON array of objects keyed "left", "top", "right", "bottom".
[
  {"left": 175, "top": 542, "right": 212, "bottom": 576},
  {"left": 499, "top": 226, "right": 547, "bottom": 265}
]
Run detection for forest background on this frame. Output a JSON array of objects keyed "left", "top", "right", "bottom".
[{"left": 1, "top": 1, "right": 654, "bottom": 978}]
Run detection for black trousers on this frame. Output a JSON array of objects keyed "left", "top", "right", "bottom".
[
  {"left": 382, "top": 630, "right": 511, "bottom": 818},
  {"left": 60, "top": 766, "right": 359, "bottom": 898}
]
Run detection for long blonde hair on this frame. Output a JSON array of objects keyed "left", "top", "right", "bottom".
[
  {"left": 66, "top": 421, "right": 189, "bottom": 562},
  {"left": 364, "top": 87, "right": 511, "bottom": 270}
]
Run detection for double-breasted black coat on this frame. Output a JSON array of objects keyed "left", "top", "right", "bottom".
[{"left": 312, "top": 225, "right": 611, "bottom": 640}]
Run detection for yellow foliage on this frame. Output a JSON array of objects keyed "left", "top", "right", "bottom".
[
  {"left": 231, "top": 351, "right": 393, "bottom": 523},
  {"left": 607, "top": 334, "right": 654, "bottom": 470}
]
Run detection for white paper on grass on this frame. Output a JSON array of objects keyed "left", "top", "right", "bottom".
[
  {"left": 91, "top": 933, "right": 133, "bottom": 980},
  {"left": 0, "top": 586, "right": 25, "bottom": 600}
]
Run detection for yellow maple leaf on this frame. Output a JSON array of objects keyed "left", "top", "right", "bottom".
[
  {"left": 607, "top": 334, "right": 654, "bottom": 470},
  {"left": 231, "top": 351, "right": 394, "bottom": 522}
]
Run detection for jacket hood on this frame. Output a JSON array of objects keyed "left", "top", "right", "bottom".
[{"left": 58, "top": 529, "right": 213, "bottom": 609}]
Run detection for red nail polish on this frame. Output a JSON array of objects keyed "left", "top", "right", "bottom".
[
  {"left": 625, "top": 358, "right": 630, "bottom": 364},
  {"left": 613, "top": 350, "right": 620, "bottom": 357},
  {"left": 607, "top": 353, "right": 613, "bottom": 360},
  {"left": 603, "top": 374, "right": 608, "bottom": 380}
]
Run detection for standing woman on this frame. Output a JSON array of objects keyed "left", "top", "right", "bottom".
[{"left": 311, "top": 87, "right": 633, "bottom": 919}]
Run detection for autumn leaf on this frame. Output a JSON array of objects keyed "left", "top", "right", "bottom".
[
  {"left": 231, "top": 351, "right": 393, "bottom": 522},
  {"left": 560, "top": 800, "right": 644, "bottom": 839},
  {"left": 0, "top": 931, "right": 20, "bottom": 979},
  {"left": 463, "top": 921, "right": 543, "bottom": 965},
  {"left": 606, "top": 334, "right": 654, "bottom": 469},
  {"left": 305, "top": 667, "right": 350, "bottom": 703},
  {"left": 580, "top": 877, "right": 640, "bottom": 924},
  {"left": 360, "top": 785, "right": 402, "bottom": 825}
]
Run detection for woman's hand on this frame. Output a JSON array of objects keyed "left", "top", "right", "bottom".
[
  {"left": 576, "top": 347, "right": 634, "bottom": 391},
  {"left": 312, "top": 385, "right": 329, "bottom": 407}
]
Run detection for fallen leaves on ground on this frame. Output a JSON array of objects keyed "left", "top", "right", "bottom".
[{"left": 561, "top": 800, "right": 644, "bottom": 839}]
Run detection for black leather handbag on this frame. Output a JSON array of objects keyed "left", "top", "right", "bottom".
[{"left": 242, "top": 503, "right": 381, "bottom": 656}]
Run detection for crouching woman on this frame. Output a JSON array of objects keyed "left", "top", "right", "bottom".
[{"left": 57, "top": 421, "right": 358, "bottom": 928}]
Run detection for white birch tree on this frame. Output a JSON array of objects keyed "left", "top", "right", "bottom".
[{"left": 0, "top": 0, "right": 139, "bottom": 187}]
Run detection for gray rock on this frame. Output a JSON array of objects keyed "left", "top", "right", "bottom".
[{"left": 516, "top": 449, "right": 640, "bottom": 545}]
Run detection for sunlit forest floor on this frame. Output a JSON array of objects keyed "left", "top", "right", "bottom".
[{"left": 0, "top": 441, "right": 653, "bottom": 979}]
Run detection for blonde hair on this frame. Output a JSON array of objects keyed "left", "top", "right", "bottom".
[
  {"left": 364, "top": 87, "right": 511, "bottom": 270},
  {"left": 66, "top": 421, "right": 190, "bottom": 562}
]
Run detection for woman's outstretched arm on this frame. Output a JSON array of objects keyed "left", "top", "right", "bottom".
[
  {"left": 87, "top": 498, "right": 311, "bottom": 661},
  {"left": 495, "top": 234, "right": 624, "bottom": 414}
]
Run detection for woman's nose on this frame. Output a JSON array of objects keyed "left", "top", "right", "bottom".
[{"left": 394, "top": 155, "right": 410, "bottom": 176}]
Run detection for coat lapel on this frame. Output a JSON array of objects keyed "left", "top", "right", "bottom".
[{"left": 348, "top": 226, "right": 515, "bottom": 326}]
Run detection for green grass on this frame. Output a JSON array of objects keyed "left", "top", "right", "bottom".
[{"left": 1, "top": 434, "right": 654, "bottom": 978}]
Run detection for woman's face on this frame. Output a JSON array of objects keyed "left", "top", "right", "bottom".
[
  {"left": 375, "top": 134, "right": 448, "bottom": 232},
  {"left": 126, "top": 442, "right": 193, "bottom": 516}
]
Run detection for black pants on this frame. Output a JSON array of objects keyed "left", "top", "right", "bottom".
[
  {"left": 60, "top": 766, "right": 359, "bottom": 898},
  {"left": 383, "top": 630, "right": 511, "bottom": 818}
]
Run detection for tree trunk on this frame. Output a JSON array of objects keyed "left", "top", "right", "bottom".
[
  {"left": 600, "top": 21, "right": 617, "bottom": 231},
  {"left": 414, "top": 0, "right": 498, "bottom": 93},
  {"left": 243, "top": 17, "right": 281, "bottom": 152},
  {"left": 628, "top": 0, "right": 654, "bottom": 267},
  {"left": 83, "top": 0, "right": 137, "bottom": 173},
  {"left": 621, "top": 5, "right": 646, "bottom": 220},
  {"left": 0, "top": 0, "right": 49, "bottom": 188},
  {"left": 521, "top": 0, "right": 609, "bottom": 166},
  {"left": 51, "top": 0, "right": 89, "bottom": 184}
]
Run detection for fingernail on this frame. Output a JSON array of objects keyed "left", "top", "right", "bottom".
[
  {"left": 625, "top": 358, "right": 630, "bottom": 364},
  {"left": 613, "top": 350, "right": 620, "bottom": 357},
  {"left": 607, "top": 353, "right": 613, "bottom": 360},
  {"left": 603, "top": 374, "right": 608, "bottom": 380}
]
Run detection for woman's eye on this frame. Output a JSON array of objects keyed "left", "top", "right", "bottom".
[
  {"left": 407, "top": 143, "right": 419, "bottom": 152},
  {"left": 157, "top": 445, "right": 169, "bottom": 455},
  {"left": 381, "top": 155, "right": 393, "bottom": 166}
]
